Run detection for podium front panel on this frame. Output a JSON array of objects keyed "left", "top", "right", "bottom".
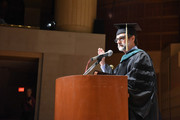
[{"left": 55, "top": 75, "right": 128, "bottom": 120}]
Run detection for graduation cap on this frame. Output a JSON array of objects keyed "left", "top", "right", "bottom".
[
  {"left": 114, "top": 23, "right": 142, "bottom": 51},
  {"left": 114, "top": 23, "right": 142, "bottom": 35}
]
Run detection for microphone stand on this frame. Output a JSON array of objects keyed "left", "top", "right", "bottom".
[{"left": 83, "top": 58, "right": 101, "bottom": 75}]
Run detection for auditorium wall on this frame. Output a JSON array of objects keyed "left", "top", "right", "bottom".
[{"left": 0, "top": 26, "right": 105, "bottom": 120}]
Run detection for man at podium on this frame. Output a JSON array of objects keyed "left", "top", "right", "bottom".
[{"left": 97, "top": 23, "right": 159, "bottom": 120}]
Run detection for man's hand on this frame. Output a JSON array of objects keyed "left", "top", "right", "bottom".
[
  {"left": 28, "top": 99, "right": 33, "bottom": 106},
  {"left": 98, "top": 48, "right": 105, "bottom": 66}
]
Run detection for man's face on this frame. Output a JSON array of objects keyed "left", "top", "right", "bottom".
[
  {"left": 27, "top": 89, "right": 32, "bottom": 97},
  {"left": 115, "top": 33, "right": 135, "bottom": 52}
]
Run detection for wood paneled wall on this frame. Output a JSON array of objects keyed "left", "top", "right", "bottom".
[
  {"left": 170, "top": 52, "right": 180, "bottom": 119},
  {"left": 160, "top": 44, "right": 180, "bottom": 120},
  {"left": 96, "top": 0, "right": 180, "bottom": 52},
  {"left": 97, "top": 1, "right": 180, "bottom": 119}
]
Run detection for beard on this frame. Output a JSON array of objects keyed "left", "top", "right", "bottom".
[{"left": 118, "top": 43, "right": 126, "bottom": 52}]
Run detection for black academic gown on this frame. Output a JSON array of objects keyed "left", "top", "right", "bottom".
[{"left": 103, "top": 48, "right": 158, "bottom": 120}]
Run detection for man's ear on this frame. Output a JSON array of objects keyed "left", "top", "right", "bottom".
[{"left": 131, "top": 35, "right": 135, "bottom": 42}]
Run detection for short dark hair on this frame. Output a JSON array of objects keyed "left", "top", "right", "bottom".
[{"left": 129, "top": 34, "right": 138, "bottom": 46}]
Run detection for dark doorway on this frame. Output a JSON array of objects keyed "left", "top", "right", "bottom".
[{"left": 0, "top": 55, "right": 39, "bottom": 120}]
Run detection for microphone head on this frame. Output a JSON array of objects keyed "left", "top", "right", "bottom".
[{"left": 107, "top": 50, "right": 113, "bottom": 57}]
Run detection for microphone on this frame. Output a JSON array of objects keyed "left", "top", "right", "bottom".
[{"left": 91, "top": 50, "right": 113, "bottom": 61}]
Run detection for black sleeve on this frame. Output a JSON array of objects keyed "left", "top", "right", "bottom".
[
  {"left": 104, "top": 64, "right": 113, "bottom": 74},
  {"left": 103, "top": 63, "right": 121, "bottom": 75}
]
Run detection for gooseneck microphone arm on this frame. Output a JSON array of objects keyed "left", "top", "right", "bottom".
[{"left": 83, "top": 60, "right": 100, "bottom": 75}]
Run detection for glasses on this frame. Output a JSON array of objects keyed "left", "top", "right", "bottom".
[
  {"left": 114, "top": 36, "right": 126, "bottom": 43},
  {"left": 114, "top": 35, "right": 132, "bottom": 43}
]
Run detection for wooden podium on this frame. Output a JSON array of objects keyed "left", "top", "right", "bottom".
[{"left": 55, "top": 75, "right": 129, "bottom": 120}]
